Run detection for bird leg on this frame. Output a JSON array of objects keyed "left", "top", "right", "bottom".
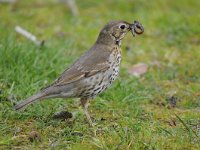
[{"left": 80, "top": 98, "right": 93, "bottom": 126}]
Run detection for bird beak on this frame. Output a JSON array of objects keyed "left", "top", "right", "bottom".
[{"left": 130, "top": 20, "right": 144, "bottom": 37}]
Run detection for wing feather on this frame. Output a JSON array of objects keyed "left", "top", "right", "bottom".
[{"left": 49, "top": 44, "right": 111, "bottom": 87}]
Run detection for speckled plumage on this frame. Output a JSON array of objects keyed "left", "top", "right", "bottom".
[
  {"left": 14, "top": 20, "right": 143, "bottom": 125},
  {"left": 74, "top": 46, "right": 121, "bottom": 99}
]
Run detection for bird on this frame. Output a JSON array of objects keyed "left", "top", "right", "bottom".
[{"left": 14, "top": 20, "right": 144, "bottom": 126}]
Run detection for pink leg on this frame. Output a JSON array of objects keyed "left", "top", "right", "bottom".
[{"left": 80, "top": 99, "right": 93, "bottom": 126}]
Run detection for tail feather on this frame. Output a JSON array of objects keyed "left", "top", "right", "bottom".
[{"left": 14, "top": 92, "right": 46, "bottom": 110}]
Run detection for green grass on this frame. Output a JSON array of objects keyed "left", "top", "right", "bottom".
[{"left": 0, "top": 0, "right": 200, "bottom": 149}]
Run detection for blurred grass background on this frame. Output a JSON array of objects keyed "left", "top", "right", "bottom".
[{"left": 0, "top": 0, "right": 200, "bottom": 149}]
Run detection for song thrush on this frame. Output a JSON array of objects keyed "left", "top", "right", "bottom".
[{"left": 14, "top": 20, "right": 144, "bottom": 125}]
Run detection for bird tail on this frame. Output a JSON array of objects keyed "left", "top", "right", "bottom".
[{"left": 13, "top": 92, "right": 47, "bottom": 110}]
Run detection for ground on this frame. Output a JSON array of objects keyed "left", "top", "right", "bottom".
[{"left": 0, "top": 0, "right": 200, "bottom": 149}]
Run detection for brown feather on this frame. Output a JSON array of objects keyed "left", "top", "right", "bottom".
[{"left": 45, "top": 44, "right": 112, "bottom": 88}]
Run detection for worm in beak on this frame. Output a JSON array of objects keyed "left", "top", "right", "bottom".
[{"left": 130, "top": 20, "right": 144, "bottom": 37}]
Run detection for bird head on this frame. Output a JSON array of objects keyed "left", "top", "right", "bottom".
[{"left": 96, "top": 20, "right": 144, "bottom": 46}]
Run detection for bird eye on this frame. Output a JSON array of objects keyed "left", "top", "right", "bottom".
[{"left": 119, "top": 24, "right": 126, "bottom": 29}]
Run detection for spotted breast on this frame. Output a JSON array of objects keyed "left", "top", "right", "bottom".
[{"left": 75, "top": 46, "right": 122, "bottom": 99}]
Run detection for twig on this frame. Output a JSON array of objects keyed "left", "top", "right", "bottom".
[{"left": 15, "top": 26, "right": 44, "bottom": 46}]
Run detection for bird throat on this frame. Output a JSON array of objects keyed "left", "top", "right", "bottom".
[{"left": 115, "top": 40, "right": 121, "bottom": 47}]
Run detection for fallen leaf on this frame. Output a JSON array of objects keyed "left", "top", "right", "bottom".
[
  {"left": 53, "top": 111, "right": 73, "bottom": 120},
  {"left": 128, "top": 63, "right": 148, "bottom": 77},
  {"left": 28, "top": 131, "right": 41, "bottom": 142}
]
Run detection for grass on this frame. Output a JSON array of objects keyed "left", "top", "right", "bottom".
[{"left": 0, "top": 0, "right": 200, "bottom": 149}]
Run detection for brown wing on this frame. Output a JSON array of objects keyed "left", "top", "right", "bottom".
[{"left": 51, "top": 44, "right": 111, "bottom": 86}]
